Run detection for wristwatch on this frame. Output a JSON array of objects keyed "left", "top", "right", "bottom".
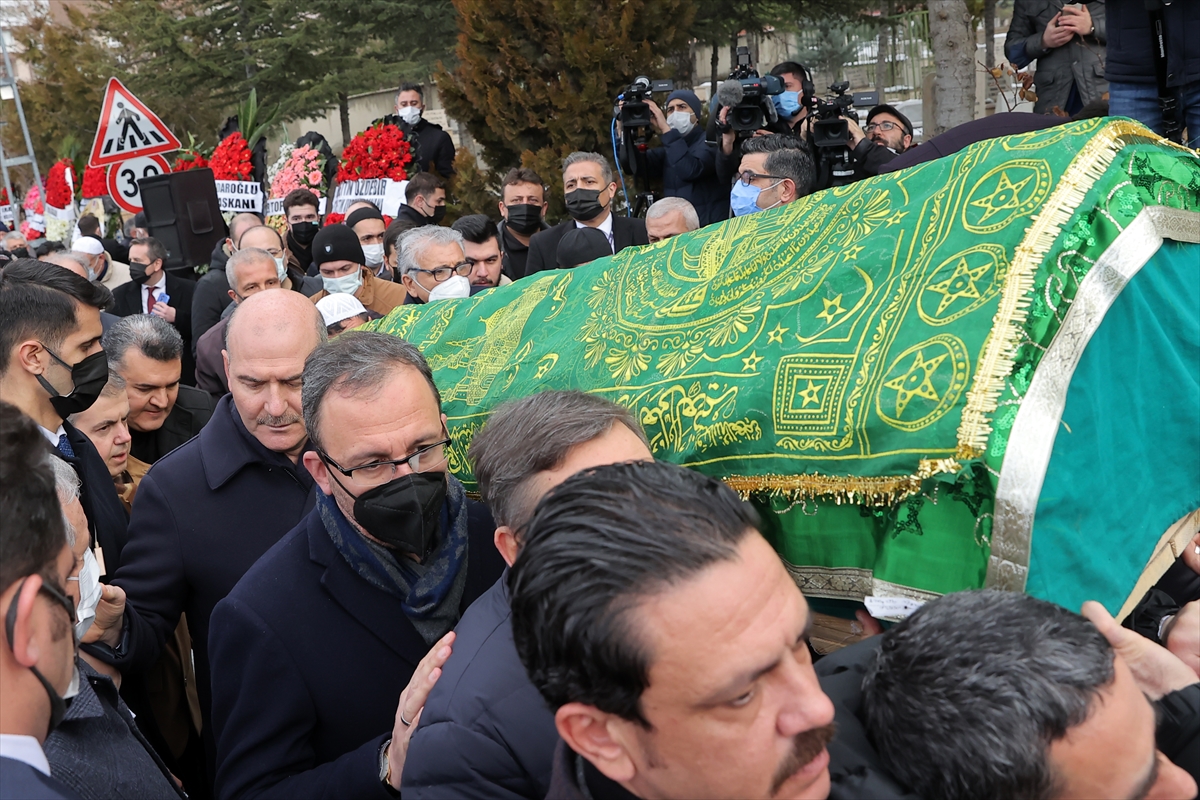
[{"left": 378, "top": 738, "right": 401, "bottom": 797}]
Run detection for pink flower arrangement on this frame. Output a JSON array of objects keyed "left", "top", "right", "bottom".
[{"left": 270, "top": 145, "right": 327, "bottom": 199}]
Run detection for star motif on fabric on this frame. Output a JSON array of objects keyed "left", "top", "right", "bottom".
[
  {"left": 841, "top": 244, "right": 865, "bottom": 262},
  {"left": 816, "top": 294, "right": 845, "bottom": 325},
  {"left": 926, "top": 258, "right": 991, "bottom": 315},
  {"left": 885, "top": 211, "right": 908, "bottom": 227},
  {"left": 741, "top": 351, "right": 764, "bottom": 372},
  {"left": 969, "top": 171, "right": 1033, "bottom": 225},
  {"left": 797, "top": 379, "right": 824, "bottom": 408},
  {"left": 884, "top": 350, "right": 947, "bottom": 416},
  {"left": 767, "top": 323, "right": 788, "bottom": 344}
]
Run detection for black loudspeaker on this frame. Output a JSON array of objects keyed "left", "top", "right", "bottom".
[{"left": 139, "top": 168, "right": 227, "bottom": 272}]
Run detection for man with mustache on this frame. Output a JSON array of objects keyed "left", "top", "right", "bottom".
[
  {"left": 511, "top": 460, "right": 837, "bottom": 800},
  {"left": 82, "top": 290, "right": 327, "bottom": 792}
]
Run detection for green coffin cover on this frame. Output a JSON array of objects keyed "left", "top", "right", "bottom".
[{"left": 367, "top": 118, "right": 1200, "bottom": 614}]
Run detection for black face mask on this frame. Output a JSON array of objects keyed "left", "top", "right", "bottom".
[
  {"left": 427, "top": 205, "right": 447, "bottom": 225},
  {"left": 128, "top": 260, "right": 157, "bottom": 285},
  {"left": 290, "top": 221, "right": 320, "bottom": 247},
  {"left": 37, "top": 348, "right": 109, "bottom": 419},
  {"left": 564, "top": 188, "right": 607, "bottom": 222},
  {"left": 504, "top": 204, "right": 543, "bottom": 235},
  {"left": 10, "top": 246, "right": 30, "bottom": 259},
  {"left": 330, "top": 470, "right": 447, "bottom": 560},
  {"left": 5, "top": 576, "right": 74, "bottom": 738}
]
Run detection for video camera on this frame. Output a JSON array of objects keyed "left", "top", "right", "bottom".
[
  {"left": 802, "top": 81, "right": 867, "bottom": 188},
  {"left": 618, "top": 76, "right": 675, "bottom": 133},
  {"left": 707, "top": 47, "right": 784, "bottom": 143}
]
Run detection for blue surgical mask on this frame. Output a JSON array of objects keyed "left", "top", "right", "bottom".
[
  {"left": 730, "top": 179, "right": 783, "bottom": 217},
  {"left": 322, "top": 269, "right": 363, "bottom": 296},
  {"left": 773, "top": 90, "right": 802, "bottom": 118}
]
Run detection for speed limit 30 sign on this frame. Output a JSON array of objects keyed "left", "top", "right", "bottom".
[{"left": 107, "top": 154, "right": 172, "bottom": 213}]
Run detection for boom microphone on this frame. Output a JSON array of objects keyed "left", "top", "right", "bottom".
[{"left": 716, "top": 79, "right": 744, "bottom": 108}]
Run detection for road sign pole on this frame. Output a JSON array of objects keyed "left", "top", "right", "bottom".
[{"left": 0, "top": 24, "right": 42, "bottom": 195}]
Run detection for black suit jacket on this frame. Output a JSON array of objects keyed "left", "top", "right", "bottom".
[
  {"left": 209, "top": 501, "right": 505, "bottom": 800},
  {"left": 129, "top": 385, "right": 215, "bottom": 464},
  {"left": 61, "top": 421, "right": 129, "bottom": 575},
  {"left": 85, "top": 396, "right": 317, "bottom": 775},
  {"left": 524, "top": 215, "right": 648, "bottom": 277},
  {"left": 0, "top": 757, "right": 81, "bottom": 799},
  {"left": 110, "top": 274, "right": 197, "bottom": 386}
]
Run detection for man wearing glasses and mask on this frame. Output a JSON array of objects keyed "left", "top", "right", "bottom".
[
  {"left": 309, "top": 225, "right": 409, "bottom": 317},
  {"left": 397, "top": 226, "right": 477, "bottom": 305},
  {"left": 731, "top": 135, "right": 816, "bottom": 217},
  {"left": 208, "top": 332, "right": 505, "bottom": 800}
]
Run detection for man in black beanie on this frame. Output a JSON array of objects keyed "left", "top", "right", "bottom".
[
  {"left": 307, "top": 225, "right": 408, "bottom": 317},
  {"left": 556, "top": 226, "right": 615, "bottom": 270}
]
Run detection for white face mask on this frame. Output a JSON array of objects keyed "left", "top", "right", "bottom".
[
  {"left": 426, "top": 274, "right": 470, "bottom": 302},
  {"left": 275, "top": 257, "right": 288, "bottom": 284},
  {"left": 361, "top": 243, "right": 385, "bottom": 267},
  {"left": 322, "top": 269, "right": 363, "bottom": 297},
  {"left": 398, "top": 106, "right": 421, "bottom": 125},
  {"left": 73, "top": 547, "right": 102, "bottom": 641},
  {"left": 64, "top": 662, "right": 81, "bottom": 701},
  {"left": 667, "top": 111, "right": 695, "bottom": 136}
]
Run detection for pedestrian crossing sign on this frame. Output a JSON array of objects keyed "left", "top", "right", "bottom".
[{"left": 88, "top": 78, "right": 182, "bottom": 168}]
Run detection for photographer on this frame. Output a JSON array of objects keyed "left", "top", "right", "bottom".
[
  {"left": 715, "top": 60, "right": 813, "bottom": 187},
  {"left": 843, "top": 104, "right": 914, "bottom": 181},
  {"left": 618, "top": 90, "right": 727, "bottom": 226}
]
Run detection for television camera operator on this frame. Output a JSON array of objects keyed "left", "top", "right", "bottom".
[
  {"left": 843, "top": 103, "right": 915, "bottom": 180},
  {"left": 713, "top": 55, "right": 814, "bottom": 186},
  {"left": 616, "top": 84, "right": 728, "bottom": 226}
]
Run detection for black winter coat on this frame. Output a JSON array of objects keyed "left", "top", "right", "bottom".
[
  {"left": 209, "top": 501, "right": 505, "bottom": 800},
  {"left": 402, "top": 573, "right": 558, "bottom": 800},
  {"left": 632, "top": 126, "right": 728, "bottom": 227},
  {"left": 86, "top": 395, "right": 316, "bottom": 771},
  {"left": 1105, "top": 0, "right": 1200, "bottom": 88},
  {"left": 190, "top": 242, "right": 233, "bottom": 344},
  {"left": 128, "top": 385, "right": 214, "bottom": 464}
]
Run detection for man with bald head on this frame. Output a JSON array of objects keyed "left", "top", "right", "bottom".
[
  {"left": 83, "top": 289, "right": 327, "bottom": 784},
  {"left": 192, "top": 212, "right": 265, "bottom": 342}
]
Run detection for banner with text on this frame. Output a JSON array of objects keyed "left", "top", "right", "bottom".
[
  {"left": 216, "top": 180, "right": 264, "bottom": 213},
  {"left": 331, "top": 179, "right": 408, "bottom": 217}
]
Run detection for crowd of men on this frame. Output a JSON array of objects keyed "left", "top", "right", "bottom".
[{"left": 2, "top": 18, "right": 1200, "bottom": 798}]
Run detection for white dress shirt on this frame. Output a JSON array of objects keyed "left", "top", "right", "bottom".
[
  {"left": 0, "top": 733, "right": 52, "bottom": 776},
  {"left": 575, "top": 211, "right": 615, "bottom": 252},
  {"left": 142, "top": 272, "right": 167, "bottom": 313}
]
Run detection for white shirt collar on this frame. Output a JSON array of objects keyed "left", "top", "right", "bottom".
[
  {"left": 39, "top": 424, "right": 67, "bottom": 447},
  {"left": 144, "top": 271, "right": 166, "bottom": 292},
  {"left": 0, "top": 733, "right": 51, "bottom": 776},
  {"left": 576, "top": 211, "right": 615, "bottom": 251}
]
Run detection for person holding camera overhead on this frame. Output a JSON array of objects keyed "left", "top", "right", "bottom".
[
  {"left": 617, "top": 90, "right": 727, "bottom": 226},
  {"left": 715, "top": 60, "right": 813, "bottom": 186}
]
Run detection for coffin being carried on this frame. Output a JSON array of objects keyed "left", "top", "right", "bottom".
[{"left": 368, "top": 119, "right": 1200, "bottom": 618}]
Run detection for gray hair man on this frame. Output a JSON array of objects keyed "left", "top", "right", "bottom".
[
  {"left": 525, "top": 152, "right": 649, "bottom": 276},
  {"left": 857, "top": 590, "right": 1198, "bottom": 799},
  {"left": 732, "top": 135, "right": 815, "bottom": 217},
  {"left": 398, "top": 225, "right": 472, "bottom": 304},
  {"left": 645, "top": 197, "right": 700, "bottom": 244},
  {"left": 403, "top": 390, "right": 653, "bottom": 799},
  {"left": 208, "top": 331, "right": 505, "bottom": 798},
  {"left": 194, "top": 245, "right": 293, "bottom": 399},
  {"left": 102, "top": 315, "right": 213, "bottom": 464}
]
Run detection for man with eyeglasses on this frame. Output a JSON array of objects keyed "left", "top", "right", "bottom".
[
  {"left": 209, "top": 331, "right": 505, "bottom": 799},
  {"left": 731, "top": 134, "right": 816, "bottom": 217},
  {"left": 843, "top": 104, "right": 914, "bottom": 181},
  {"left": 309, "top": 224, "right": 409, "bottom": 316},
  {"left": 398, "top": 226, "right": 475, "bottom": 304},
  {"left": 0, "top": 401, "right": 80, "bottom": 799},
  {"left": 451, "top": 215, "right": 513, "bottom": 290}
]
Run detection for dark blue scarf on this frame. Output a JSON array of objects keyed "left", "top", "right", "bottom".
[{"left": 319, "top": 473, "right": 470, "bottom": 643}]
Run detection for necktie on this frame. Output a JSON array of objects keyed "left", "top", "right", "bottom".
[
  {"left": 607, "top": 230, "right": 615, "bottom": 253},
  {"left": 57, "top": 433, "right": 75, "bottom": 460},
  {"left": 147, "top": 287, "right": 157, "bottom": 315}
]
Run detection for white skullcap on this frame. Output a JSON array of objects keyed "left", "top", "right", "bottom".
[
  {"left": 70, "top": 236, "right": 105, "bottom": 256},
  {"left": 316, "top": 293, "right": 368, "bottom": 327}
]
